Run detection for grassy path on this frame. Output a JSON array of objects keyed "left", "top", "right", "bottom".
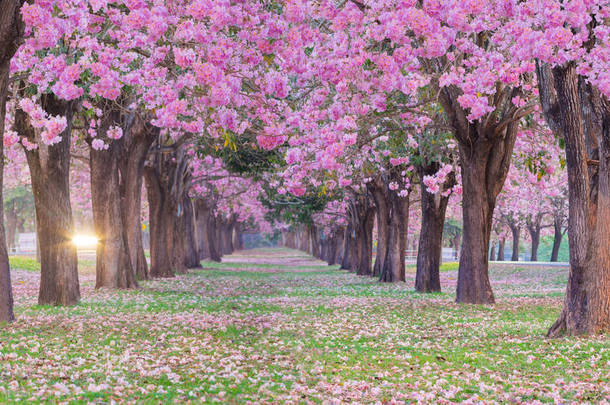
[{"left": 1, "top": 248, "right": 608, "bottom": 403}]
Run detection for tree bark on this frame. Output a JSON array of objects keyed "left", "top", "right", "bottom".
[
  {"left": 144, "top": 145, "right": 191, "bottom": 277},
  {"left": 309, "top": 224, "right": 321, "bottom": 259},
  {"left": 5, "top": 208, "right": 17, "bottom": 252},
  {"left": 219, "top": 219, "right": 235, "bottom": 255},
  {"left": 0, "top": 0, "right": 24, "bottom": 321},
  {"left": 194, "top": 200, "right": 221, "bottom": 262},
  {"left": 437, "top": 77, "right": 522, "bottom": 304},
  {"left": 452, "top": 234, "right": 461, "bottom": 260},
  {"left": 340, "top": 223, "right": 357, "bottom": 272},
  {"left": 369, "top": 180, "right": 389, "bottom": 278},
  {"left": 489, "top": 243, "right": 496, "bottom": 261},
  {"left": 16, "top": 95, "right": 81, "bottom": 305},
  {"left": 144, "top": 165, "right": 172, "bottom": 277},
  {"left": 119, "top": 118, "right": 156, "bottom": 281},
  {"left": 497, "top": 238, "right": 505, "bottom": 261},
  {"left": 456, "top": 144, "right": 511, "bottom": 304},
  {"left": 233, "top": 223, "right": 244, "bottom": 251},
  {"left": 527, "top": 215, "right": 542, "bottom": 262},
  {"left": 325, "top": 232, "right": 340, "bottom": 265},
  {"left": 379, "top": 192, "right": 408, "bottom": 283},
  {"left": 356, "top": 205, "right": 375, "bottom": 276},
  {"left": 537, "top": 61, "right": 610, "bottom": 336},
  {"left": 416, "top": 164, "right": 453, "bottom": 292},
  {"left": 183, "top": 196, "right": 201, "bottom": 268},
  {"left": 550, "top": 217, "right": 563, "bottom": 262},
  {"left": 509, "top": 222, "right": 521, "bottom": 262},
  {"left": 91, "top": 141, "right": 136, "bottom": 289}
]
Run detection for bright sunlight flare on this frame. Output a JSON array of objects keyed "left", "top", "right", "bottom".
[{"left": 71, "top": 234, "right": 98, "bottom": 248}]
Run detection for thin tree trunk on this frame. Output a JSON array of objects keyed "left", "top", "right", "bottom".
[
  {"left": 0, "top": 1, "right": 23, "bottom": 321},
  {"left": 170, "top": 198, "right": 188, "bottom": 274},
  {"left": 16, "top": 95, "right": 81, "bottom": 305},
  {"left": 537, "top": 62, "right": 610, "bottom": 336},
  {"left": 416, "top": 164, "right": 453, "bottom": 292},
  {"left": 5, "top": 209, "right": 17, "bottom": 252},
  {"left": 369, "top": 180, "right": 389, "bottom": 278},
  {"left": 309, "top": 224, "right": 321, "bottom": 259},
  {"left": 195, "top": 200, "right": 221, "bottom": 262},
  {"left": 233, "top": 223, "right": 244, "bottom": 251},
  {"left": 183, "top": 195, "right": 200, "bottom": 268},
  {"left": 497, "top": 238, "right": 505, "bottom": 261},
  {"left": 489, "top": 243, "right": 496, "bottom": 261},
  {"left": 380, "top": 193, "right": 409, "bottom": 283},
  {"left": 550, "top": 217, "right": 563, "bottom": 262},
  {"left": 335, "top": 228, "right": 344, "bottom": 265},
  {"left": 144, "top": 146, "right": 190, "bottom": 277},
  {"left": 453, "top": 234, "right": 461, "bottom": 260},
  {"left": 220, "top": 220, "right": 234, "bottom": 255},
  {"left": 528, "top": 223, "right": 541, "bottom": 262},
  {"left": 119, "top": 119, "right": 156, "bottom": 281},
  {"left": 206, "top": 215, "right": 222, "bottom": 261},
  {"left": 144, "top": 166, "right": 173, "bottom": 277},
  {"left": 195, "top": 200, "right": 208, "bottom": 260},
  {"left": 341, "top": 224, "right": 356, "bottom": 272},
  {"left": 357, "top": 206, "right": 375, "bottom": 276},
  {"left": 510, "top": 223, "right": 520, "bottom": 262}
]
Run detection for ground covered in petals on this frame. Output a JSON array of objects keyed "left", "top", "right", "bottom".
[{"left": 1, "top": 248, "right": 608, "bottom": 404}]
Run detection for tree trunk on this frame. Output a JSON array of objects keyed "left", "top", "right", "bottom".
[
  {"left": 456, "top": 145, "right": 508, "bottom": 304},
  {"left": 144, "top": 146, "right": 190, "bottom": 277},
  {"left": 183, "top": 196, "right": 201, "bottom": 268},
  {"left": 379, "top": 192, "right": 408, "bottom": 283},
  {"left": 340, "top": 224, "right": 357, "bottom": 272},
  {"left": 170, "top": 199, "right": 188, "bottom": 274},
  {"left": 220, "top": 220, "right": 234, "bottom": 255},
  {"left": 369, "top": 180, "right": 389, "bottom": 278},
  {"left": 416, "top": 164, "right": 453, "bottom": 292},
  {"left": 5, "top": 209, "right": 17, "bottom": 252},
  {"left": 195, "top": 200, "right": 221, "bottom": 262},
  {"left": 438, "top": 78, "right": 520, "bottom": 304},
  {"left": 356, "top": 206, "right": 375, "bottom": 276},
  {"left": 207, "top": 215, "right": 222, "bottom": 261},
  {"left": 527, "top": 222, "right": 541, "bottom": 262},
  {"left": 0, "top": 1, "right": 23, "bottom": 321},
  {"left": 489, "top": 243, "right": 496, "bottom": 261},
  {"left": 325, "top": 232, "right": 339, "bottom": 265},
  {"left": 335, "top": 229, "right": 344, "bottom": 265},
  {"left": 119, "top": 119, "right": 156, "bottom": 281},
  {"left": 309, "top": 224, "right": 321, "bottom": 259},
  {"left": 16, "top": 95, "right": 81, "bottom": 305},
  {"left": 233, "top": 223, "right": 244, "bottom": 251},
  {"left": 145, "top": 166, "right": 173, "bottom": 277},
  {"left": 509, "top": 223, "right": 520, "bottom": 262},
  {"left": 550, "top": 217, "right": 563, "bottom": 262},
  {"left": 537, "top": 61, "right": 610, "bottom": 336},
  {"left": 452, "top": 234, "right": 461, "bottom": 260},
  {"left": 91, "top": 141, "right": 136, "bottom": 289},
  {"left": 497, "top": 238, "right": 505, "bottom": 261}
]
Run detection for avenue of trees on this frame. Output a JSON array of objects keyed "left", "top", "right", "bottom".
[{"left": 0, "top": 0, "right": 608, "bottom": 337}]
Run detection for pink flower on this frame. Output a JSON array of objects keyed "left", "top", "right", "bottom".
[
  {"left": 107, "top": 125, "right": 123, "bottom": 140},
  {"left": 92, "top": 139, "right": 109, "bottom": 151},
  {"left": 3, "top": 130, "right": 19, "bottom": 147}
]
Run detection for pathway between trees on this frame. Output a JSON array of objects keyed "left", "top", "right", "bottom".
[{"left": 1, "top": 248, "right": 608, "bottom": 403}]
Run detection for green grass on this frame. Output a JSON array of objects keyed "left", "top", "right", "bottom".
[
  {"left": 1, "top": 248, "right": 608, "bottom": 404},
  {"left": 8, "top": 256, "right": 40, "bottom": 271},
  {"left": 9, "top": 255, "right": 97, "bottom": 275},
  {"left": 406, "top": 261, "right": 459, "bottom": 272}
]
